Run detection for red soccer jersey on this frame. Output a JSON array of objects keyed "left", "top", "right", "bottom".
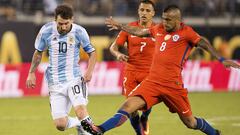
[
  {"left": 147, "top": 23, "right": 201, "bottom": 88},
  {"left": 116, "top": 21, "right": 156, "bottom": 72}
]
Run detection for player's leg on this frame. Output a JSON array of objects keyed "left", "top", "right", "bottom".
[
  {"left": 136, "top": 72, "right": 153, "bottom": 135},
  {"left": 123, "top": 71, "right": 142, "bottom": 135},
  {"left": 50, "top": 90, "right": 81, "bottom": 131},
  {"left": 68, "top": 77, "right": 93, "bottom": 135},
  {"left": 162, "top": 87, "right": 220, "bottom": 135},
  {"left": 81, "top": 80, "right": 159, "bottom": 135},
  {"left": 179, "top": 115, "right": 221, "bottom": 135},
  {"left": 129, "top": 111, "right": 142, "bottom": 135},
  {"left": 81, "top": 96, "right": 147, "bottom": 135},
  {"left": 140, "top": 108, "right": 152, "bottom": 135}
]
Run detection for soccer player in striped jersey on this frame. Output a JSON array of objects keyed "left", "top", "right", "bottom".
[
  {"left": 82, "top": 5, "right": 240, "bottom": 135},
  {"left": 109, "top": 1, "right": 155, "bottom": 135},
  {"left": 26, "top": 4, "right": 96, "bottom": 135}
]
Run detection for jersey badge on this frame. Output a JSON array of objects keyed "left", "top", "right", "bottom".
[
  {"left": 164, "top": 34, "right": 171, "bottom": 41},
  {"left": 68, "top": 36, "right": 75, "bottom": 45},
  {"left": 172, "top": 34, "right": 180, "bottom": 42}
]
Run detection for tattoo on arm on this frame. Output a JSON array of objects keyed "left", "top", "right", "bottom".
[
  {"left": 197, "top": 38, "right": 221, "bottom": 60},
  {"left": 29, "top": 50, "right": 43, "bottom": 73},
  {"left": 121, "top": 25, "right": 150, "bottom": 37}
]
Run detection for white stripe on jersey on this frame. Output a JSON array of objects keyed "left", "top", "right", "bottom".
[{"left": 65, "top": 35, "right": 75, "bottom": 81}]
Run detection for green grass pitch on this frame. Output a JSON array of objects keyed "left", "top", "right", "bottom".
[{"left": 0, "top": 92, "right": 240, "bottom": 135}]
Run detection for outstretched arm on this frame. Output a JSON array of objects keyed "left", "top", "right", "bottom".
[
  {"left": 110, "top": 41, "right": 129, "bottom": 62},
  {"left": 197, "top": 37, "right": 240, "bottom": 68},
  {"left": 105, "top": 16, "right": 150, "bottom": 37},
  {"left": 26, "top": 50, "right": 43, "bottom": 88}
]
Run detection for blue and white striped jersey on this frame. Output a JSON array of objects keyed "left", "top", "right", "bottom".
[{"left": 35, "top": 21, "right": 95, "bottom": 86}]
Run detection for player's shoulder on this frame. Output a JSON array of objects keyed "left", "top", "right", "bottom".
[
  {"left": 40, "top": 21, "right": 54, "bottom": 34},
  {"left": 182, "top": 23, "right": 194, "bottom": 32},
  {"left": 72, "top": 23, "right": 87, "bottom": 34}
]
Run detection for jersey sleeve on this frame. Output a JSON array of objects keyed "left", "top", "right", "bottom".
[
  {"left": 116, "top": 31, "right": 128, "bottom": 46},
  {"left": 185, "top": 26, "right": 201, "bottom": 46},
  {"left": 80, "top": 28, "right": 95, "bottom": 53},
  {"left": 34, "top": 26, "right": 47, "bottom": 51}
]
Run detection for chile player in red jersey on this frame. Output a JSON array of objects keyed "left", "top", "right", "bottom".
[
  {"left": 81, "top": 5, "right": 240, "bottom": 135},
  {"left": 109, "top": 1, "right": 156, "bottom": 135}
]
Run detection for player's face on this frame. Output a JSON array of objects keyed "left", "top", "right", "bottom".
[
  {"left": 162, "top": 12, "right": 177, "bottom": 32},
  {"left": 56, "top": 15, "right": 73, "bottom": 35},
  {"left": 138, "top": 3, "right": 155, "bottom": 24}
]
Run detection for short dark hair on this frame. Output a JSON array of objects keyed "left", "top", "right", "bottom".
[
  {"left": 163, "top": 5, "right": 180, "bottom": 13},
  {"left": 55, "top": 4, "right": 73, "bottom": 19},
  {"left": 140, "top": 0, "right": 155, "bottom": 9}
]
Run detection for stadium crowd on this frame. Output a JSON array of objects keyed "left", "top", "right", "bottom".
[{"left": 1, "top": 0, "right": 240, "bottom": 20}]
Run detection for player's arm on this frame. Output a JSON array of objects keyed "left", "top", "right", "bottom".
[
  {"left": 105, "top": 16, "right": 150, "bottom": 37},
  {"left": 110, "top": 41, "right": 129, "bottom": 62},
  {"left": 84, "top": 51, "right": 97, "bottom": 82},
  {"left": 26, "top": 50, "right": 43, "bottom": 88},
  {"left": 197, "top": 37, "right": 240, "bottom": 68}
]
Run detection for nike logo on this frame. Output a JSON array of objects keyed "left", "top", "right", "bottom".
[{"left": 182, "top": 109, "right": 190, "bottom": 114}]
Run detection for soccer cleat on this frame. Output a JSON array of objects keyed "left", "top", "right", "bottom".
[
  {"left": 140, "top": 116, "right": 149, "bottom": 135},
  {"left": 76, "top": 125, "right": 92, "bottom": 135},
  {"left": 81, "top": 119, "right": 103, "bottom": 135},
  {"left": 215, "top": 129, "right": 222, "bottom": 135}
]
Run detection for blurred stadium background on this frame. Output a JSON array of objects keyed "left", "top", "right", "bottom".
[{"left": 0, "top": 0, "right": 240, "bottom": 135}]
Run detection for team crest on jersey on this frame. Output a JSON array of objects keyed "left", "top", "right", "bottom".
[
  {"left": 172, "top": 34, "right": 180, "bottom": 42},
  {"left": 164, "top": 34, "right": 171, "bottom": 41},
  {"left": 68, "top": 36, "right": 75, "bottom": 45}
]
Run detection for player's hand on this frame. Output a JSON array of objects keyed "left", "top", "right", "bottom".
[
  {"left": 117, "top": 53, "right": 129, "bottom": 62},
  {"left": 105, "top": 16, "right": 122, "bottom": 31},
  {"left": 83, "top": 71, "right": 92, "bottom": 83},
  {"left": 26, "top": 73, "right": 36, "bottom": 89},
  {"left": 222, "top": 59, "right": 240, "bottom": 69}
]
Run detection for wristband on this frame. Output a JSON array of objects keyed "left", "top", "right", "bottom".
[{"left": 219, "top": 57, "right": 225, "bottom": 63}]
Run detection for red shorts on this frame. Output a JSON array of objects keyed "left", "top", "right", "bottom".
[
  {"left": 122, "top": 70, "right": 149, "bottom": 97},
  {"left": 128, "top": 80, "right": 192, "bottom": 117}
]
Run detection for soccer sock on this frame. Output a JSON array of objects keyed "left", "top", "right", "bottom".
[
  {"left": 130, "top": 113, "right": 141, "bottom": 135},
  {"left": 141, "top": 107, "right": 152, "bottom": 119},
  {"left": 66, "top": 117, "right": 81, "bottom": 129},
  {"left": 99, "top": 110, "right": 130, "bottom": 132},
  {"left": 195, "top": 117, "right": 217, "bottom": 135}
]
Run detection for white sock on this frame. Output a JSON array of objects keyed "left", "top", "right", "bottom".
[{"left": 66, "top": 117, "right": 81, "bottom": 129}]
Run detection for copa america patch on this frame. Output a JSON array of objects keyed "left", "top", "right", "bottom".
[{"left": 172, "top": 34, "right": 180, "bottom": 42}]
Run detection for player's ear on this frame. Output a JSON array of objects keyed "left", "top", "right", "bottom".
[{"left": 152, "top": 10, "right": 155, "bottom": 17}]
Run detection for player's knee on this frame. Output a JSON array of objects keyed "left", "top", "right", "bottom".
[
  {"left": 56, "top": 125, "right": 66, "bottom": 131},
  {"left": 54, "top": 118, "right": 67, "bottom": 131},
  {"left": 181, "top": 117, "right": 196, "bottom": 129}
]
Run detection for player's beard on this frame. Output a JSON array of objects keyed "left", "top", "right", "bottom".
[{"left": 58, "top": 28, "right": 67, "bottom": 35}]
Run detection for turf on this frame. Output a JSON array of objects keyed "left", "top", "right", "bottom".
[{"left": 0, "top": 92, "right": 240, "bottom": 135}]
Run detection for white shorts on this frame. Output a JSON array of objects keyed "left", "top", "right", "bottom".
[{"left": 48, "top": 77, "right": 88, "bottom": 119}]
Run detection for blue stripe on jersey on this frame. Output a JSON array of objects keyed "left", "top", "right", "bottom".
[
  {"left": 73, "top": 32, "right": 80, "bottom": 77},
  {"left": 180, "top": 45, "right": 190, "bottom": 66},
  {"left": 48, "top": 46, "right": 54, "bottom": 84},
  {"left": 58, "top": 36, "right": 67, "bottom": 83},
  {"left": 83, "top": 45, "right": 95, "bottom": 53}
]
